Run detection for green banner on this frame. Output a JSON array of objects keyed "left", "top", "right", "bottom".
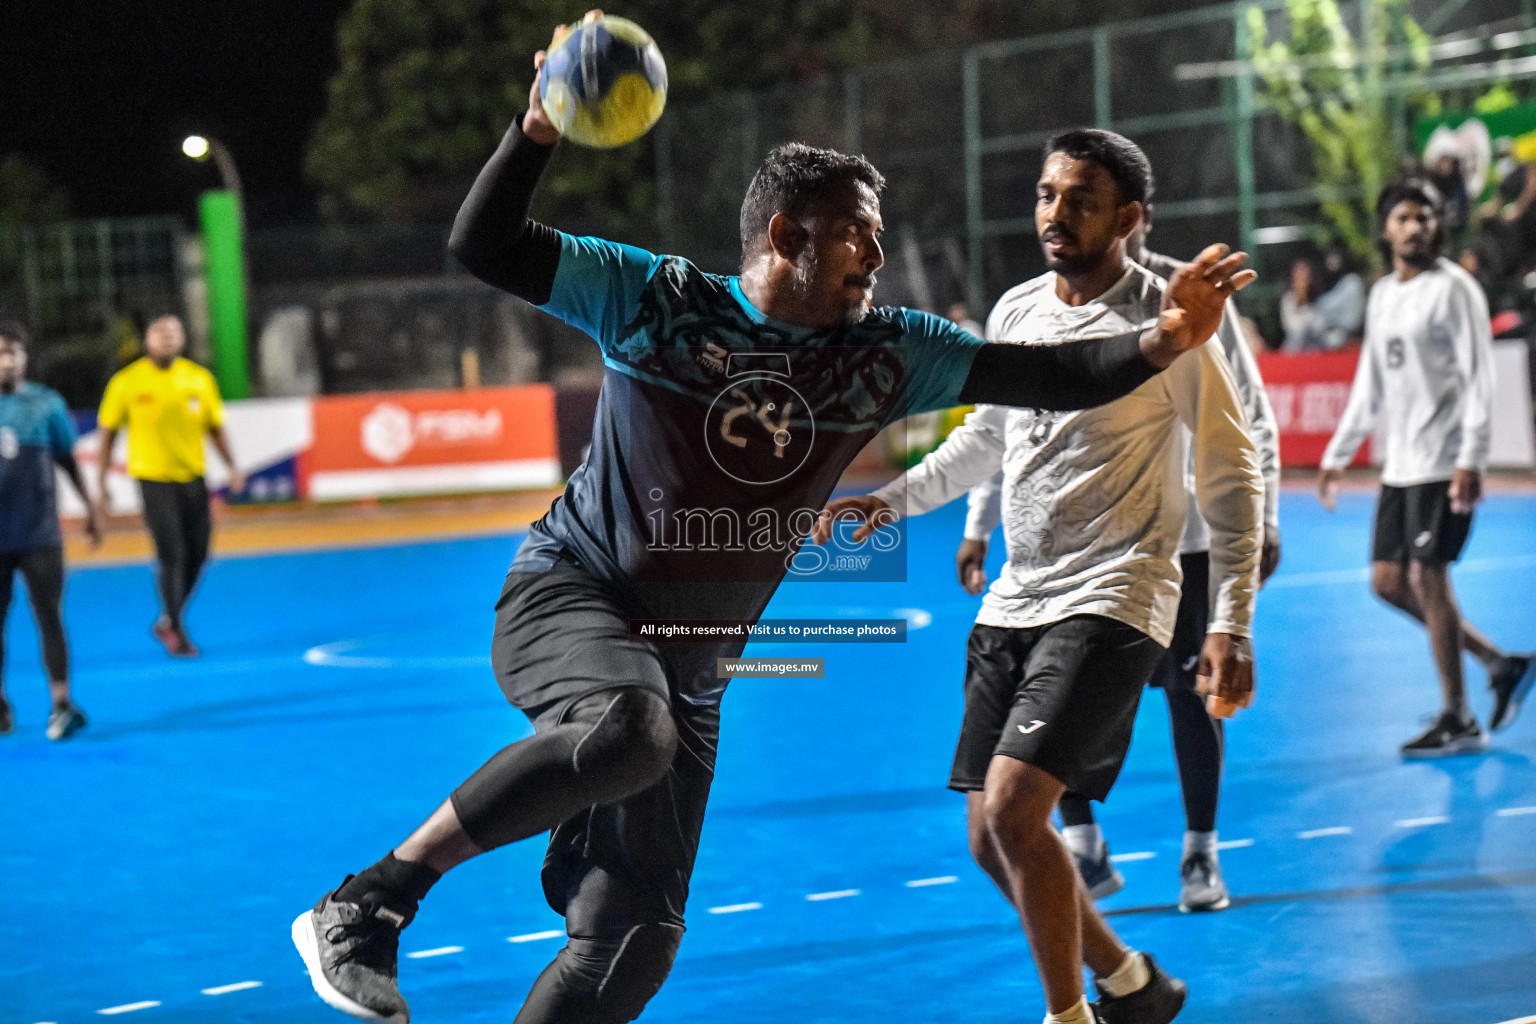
[
  {"left": 1415, "top": 103, "right": 1536, "bottom": 203},
  {"left": 198, "top": 189, "right": 251, "bottom": 399}
]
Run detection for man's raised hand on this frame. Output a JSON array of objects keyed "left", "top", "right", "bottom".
[{"left": 1141, "top": 244, "right": 1257, "bottom": 368}]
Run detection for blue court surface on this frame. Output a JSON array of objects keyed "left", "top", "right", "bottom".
[{"left": 3, "top": 492, "right": 1535, "bottom": 1024}]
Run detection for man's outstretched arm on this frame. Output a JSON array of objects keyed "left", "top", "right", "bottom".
[{"left": 953, "top": 245, "right": 1256, "bottom": 412}]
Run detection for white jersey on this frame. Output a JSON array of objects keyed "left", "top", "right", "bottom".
[
  {"left": 873, "top": 264, "right": 1264, "bottom": 647},
  {"left": 1321, "top": 258, "right": 1495, "bottom": 485},
  {"left": 966, "top": 252, "right": 1280, "bottom": 555}
]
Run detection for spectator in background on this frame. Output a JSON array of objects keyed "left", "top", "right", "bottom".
[
  {"left": 96, "top": 315, "right": 244, "bottom": 657},
  {"left": 947, "top": 301, "right": 984, "bottom": 338},
  {"left": 1493, "top": 141, "right": 1536, "bottom": 263},
  {"left": 1280, "top": 257, "right": 1324, "bottom": 351},
  {"left": 1314, "top": 248, "right": 1365, "bottom": 348},
  {"left": 1427, "top": 153, "right": 1471, "bottom": 237}
]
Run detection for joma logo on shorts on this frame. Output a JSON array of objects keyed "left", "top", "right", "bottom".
[{"left": 1017, "top": 720, "right": 1047, "bottom": 734}]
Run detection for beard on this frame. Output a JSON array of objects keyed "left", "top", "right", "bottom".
[
  {"left": 1040, "top": 227, "right": 1114, "bottom": 274},
  {"left": 794, "top": 247, "right": 874, "bottom": 325}
]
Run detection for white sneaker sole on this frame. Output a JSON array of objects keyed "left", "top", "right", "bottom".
[
  {"left": 292, "top": 911, "right": 408, "bottom": 1023},
  {"left": 1401, "top": 733, "right": 1489, "bottom": 759},
  {"left": 1179, "top": 892, "right": 1231, "bottom": 913},
  {"left": 1086, "top": 870, "right": 1125, "bottom": 900}
]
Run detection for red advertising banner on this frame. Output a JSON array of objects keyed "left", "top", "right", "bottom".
[
  {"left": 307, "top": 385, "right": 560, "bottom": 500},
  {"left": 1257, "top": 349, "right": 1370, "bottom": 469}
]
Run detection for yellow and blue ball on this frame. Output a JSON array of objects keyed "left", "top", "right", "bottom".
[{"left": 540, "top": 16, "right": 667, "bottom": 149}]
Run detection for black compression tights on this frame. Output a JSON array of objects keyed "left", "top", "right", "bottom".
[
  {"left": 0, "top": 547, "right": 68, "bottom": 687},
  {"left": 1058, "top": 685, "right": 1224, "bottom": 834},
  {"left": 450, "top": 687, "right": 678, "bottom": 852}
]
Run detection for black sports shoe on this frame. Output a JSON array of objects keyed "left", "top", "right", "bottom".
[
  {"left": 1095, "top": 953, "right": 1187, "bottom": 1024},
  {"left": 45, "top": 703, "right": 87, "bottom": 741},
  {"left": 1069, "top": 834, "right": 1126, "bottom": 900},
  {"left": 0, "top": 695, "right": 13, "bottom": 736},
  {"left": 1400, "top": 711, "right": 1487, "bottom": 759},
  {"left": 1489, "top": 654, "right": 1536, "bottom": 733},
  {"left": 1178, "top": 849, "right": 1230, "bottom": 913},
  {"left": 293, "top": 879, "right": 413, "bottom": 1022}
]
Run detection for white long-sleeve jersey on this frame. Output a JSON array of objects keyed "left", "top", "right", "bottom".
[
  {"left": 1320, "top": 258, "right": 1495, "bottom": 484},
  {"left": 873, "top": 264, "right": 1264, "bottom": 647},
  {"left": 964, "top": 251, "right": 1282, "bottom": 555}
]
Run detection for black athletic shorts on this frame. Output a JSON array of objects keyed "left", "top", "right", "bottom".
[
  {"left": 1371, "top": 480, "right": 1473, "bottom": 564},
  {"left": 491, "top": 560, "right": 734, "bottom": 926},
  {"left": 1149, "top": 551, "right": 1209, "bottom": 693},
  {"left": 950, "top": 615, "right": 1164, "bottom": 801}
]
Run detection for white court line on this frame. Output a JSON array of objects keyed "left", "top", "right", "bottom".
[
  {"left": 1298, "top": 826, "right": 1354, "bottom": 839},
  {"left": 806, "top": 889, "right": 860, "bottom": 901},
  {"left": 1396, "top": 816, "right": 1450, "bottom": 828},
  {"left": 1110, "top": 851, "right": 1156, "bottom": 863},
  {"left": 1216, "top": 839, "right": 1254, "bottom": 850},
  {"left": 509, "top": 930, "right": 564, "bottom": 943},
  {"left": 905, "top": 875, "right": 958, "bottom": 887},
  {"left": 1497, "top": 806, "right": 1536, "bottom": 817},
  {"left": 1489, "top": 1016, "right": 1536, "bottom": 1024},
  {"left": 708, "top": 902, "right": 763, "bottom": 914},
  {"left": 406, "top": 946, "right": 464, "bottom": 959},
  {"left": 201, "top": 980, "right": 263, "bottom": 995},
  {"left": 97, "top": 1003, "right": 161, "bottom": 1016}
]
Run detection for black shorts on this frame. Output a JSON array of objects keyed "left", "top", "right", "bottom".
[
  {"left": 1150, "top": 551, "right": 1209, "bottom": 693},
  {"left": 950, "top": 615, "right": 1164, "bottom": 801},
  {"left": 491, "top": 562, "right": 733, "bottom": 924},
  {"left": 1371, "top": 481, "right": 1473, "bottom": 564}
]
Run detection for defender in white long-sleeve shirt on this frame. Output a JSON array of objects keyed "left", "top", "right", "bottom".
[
  {"left": 1320, "top": 179, "right": 1533, "bottom": 757},
  {"left": 818, "top": 131, "right": 1261, "bottom": 1024},
  {"left": 955, "top": 207, "right": 1282, "bottom": 916}
]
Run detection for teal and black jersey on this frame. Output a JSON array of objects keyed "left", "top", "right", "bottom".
[
  {"left": 513, "top": 232, "right": 983, "bottom": 635},
  {"left": 0, "top": 382, "right": 77, "bottom": 553}
]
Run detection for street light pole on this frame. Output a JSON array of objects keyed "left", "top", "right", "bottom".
[{"left": 182, "top": 134, "right": 252, "bottom": 399}]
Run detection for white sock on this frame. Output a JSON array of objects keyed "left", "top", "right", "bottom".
[
  {"left": 1061, "top": 823, "right": 1103, "bottom": 856},
  {"left": 1183, "top": 830, "right": 1218, "bottom": 859},
  {"left": 1097, "top": 950, "right": 1150, "bottom": 998},
  {"left": 1044, "top": 996, "right": 1094, "bottom": 1024}
]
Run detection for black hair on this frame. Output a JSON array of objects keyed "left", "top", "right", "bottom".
[
  {"left": 1375, "top": 177, "right": 1445, "bottom": 264},
  {"left": 0, "top": 315, "right": 29, "bottom": 348},
  {"left": 1043, "top": 129, "right": 1155, "bottom": 206},
  {"left": 740, "top": 143, "right": 886, "bottom": 261}
]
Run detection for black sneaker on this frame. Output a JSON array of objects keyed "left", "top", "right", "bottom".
[
  {"left": 293, "top": 879, "right": 413, "bottom": 1022},
  {"left": 0, "top": 696, "right": 13, "bottom": 736},
  {"left": 1070, "top": 836, "right": 1126, "bottom": 901},
  {"left": 1178, "top": 850, "right": 1230, "bottom": 913},
  {"left": 1095, "top": 953, "right": 1187, "bottom": 1024},
  {"left": 1400, "top": 711, "right": 1488, "bottom": 759},
  {"left": 1489, "top": 654, "right": 1536, "bottom": 733},
  {"left": 45, "top": 703, "right": 87, "bottom": 741}
]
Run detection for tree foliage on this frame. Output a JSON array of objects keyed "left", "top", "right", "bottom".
[
  {"left": 1247, "top": 0, "right": 1438, "bottom": 269},
  {"left": 308, "top": 0, "right": 1199, "bottom": 227}
]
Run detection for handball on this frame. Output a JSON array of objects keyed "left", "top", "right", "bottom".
[{"left": 540, "top": 15, "right": 668, "bottom": 149}]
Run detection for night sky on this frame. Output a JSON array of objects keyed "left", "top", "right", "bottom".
[{"left": 4, "top": 1, "right": 352, "bottom": 228}]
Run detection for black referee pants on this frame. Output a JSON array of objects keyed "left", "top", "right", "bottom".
[{"left": 139, "top": 479, "right": 212, "bottom": 630}]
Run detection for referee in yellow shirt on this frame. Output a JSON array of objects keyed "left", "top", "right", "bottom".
[{"left": 97, "top": 315, "right": 244, "bottom": 656}]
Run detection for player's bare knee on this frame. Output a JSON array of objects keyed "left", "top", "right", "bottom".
[
  {"left": 1371, "top": 562, "right": 1407, "bottom": 604},
  {"left": 1406, "top": 561, "right": 1451, "bottom": 605}
]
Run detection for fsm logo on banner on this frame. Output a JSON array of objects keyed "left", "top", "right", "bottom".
[{"left": 359, "top": 402, "right": 504, "bottom": 464}]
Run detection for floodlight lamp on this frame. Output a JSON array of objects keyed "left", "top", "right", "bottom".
[{"left": 182, "top": 135, "right": 211, "bottom": 160}]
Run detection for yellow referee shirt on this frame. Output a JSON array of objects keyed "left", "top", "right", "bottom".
[{"left": 98, "top": 357, "right": 226, "bottom": 482}]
